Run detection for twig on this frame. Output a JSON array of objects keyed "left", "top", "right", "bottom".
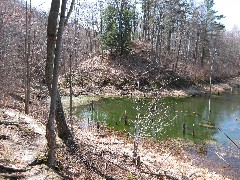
[
  {"left": 141, "top": 164, "right": 178, "bottom": 180},
  {"left": 160, "top": 152, "right": 173, "bottom": 165},
  {"left": 215, "top": 152, "right": 230, "bottom": 167},
  {"left": 217, "top": 127, "right": 240, "bottom": 149}
]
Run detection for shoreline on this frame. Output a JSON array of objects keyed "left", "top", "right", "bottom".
[
  {"left": 59, "top": 76, "right": 240, "bottom": 99},
  {"left": 1, "top": 76, "right": 240, "bottom": 178},
  {"left": 0, "top": 107, "right": 237, "bottom": 179},
  {"left": 58, "top": 76, "right": 240, "bottom": 117},
  {"left": 73, "top": 123, "right": 233, "bottom": 179}
]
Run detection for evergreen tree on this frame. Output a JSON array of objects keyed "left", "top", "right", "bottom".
[
  {"left": 200, "top": 0, "right": 225, "bottom": 66},
  {"left": 100, "top": 0, "right": 134, "bottom": 55},
  {"left": 101, "top": 4, "right": 118, "bottom": 52}
]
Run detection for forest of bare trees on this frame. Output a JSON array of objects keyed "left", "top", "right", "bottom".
[
  {"left": 98, "top": 0, "right": 240, "bottom": 79},
  {"left": 1, "top": 0, "right": 240, "bottom": 98},
  {"left": 1, "top": 0, "right": 240, "bottom": 173}
]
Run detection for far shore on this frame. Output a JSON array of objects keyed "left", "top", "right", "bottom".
[{"left": 59, "top": 76, "right": 240, "bottom": 100}]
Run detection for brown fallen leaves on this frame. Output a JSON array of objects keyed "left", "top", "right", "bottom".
[{"left": 0, "top": 106, "right": 234, "bottom": 179}]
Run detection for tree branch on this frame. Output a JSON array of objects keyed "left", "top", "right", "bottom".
[{"left": 65, "top": 0, "right": 75, "bottom": 26}]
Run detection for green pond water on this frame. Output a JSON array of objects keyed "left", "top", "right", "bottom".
[
  {"left": 76, "top": 93, "right": 240, "bottom": 147},
  {"left": 75, "top": 93, "right": 240, "bottom": 177}
]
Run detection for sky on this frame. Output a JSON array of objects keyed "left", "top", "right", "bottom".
[
  {"left": 31, "top": 0, "right": 240, "bottom": 31},
  {"left": 31, "top": 0, "right": 51, "bottom": 11},
  {"left": 213, "top": 0, "right": 240, "bottom": 31}
]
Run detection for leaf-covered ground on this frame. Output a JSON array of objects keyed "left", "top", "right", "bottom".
[
  {"left": 59, "top": 52, "right": 240, "bottom": 98},
  {"left": 0, "top": 109, "right": 62, "bottom": 179},
  {"left": 1, "top": 66, "right": 240, "bottom": 179},
  {"left": 0, "top": 108, "right": 235, "bottom": 179}
]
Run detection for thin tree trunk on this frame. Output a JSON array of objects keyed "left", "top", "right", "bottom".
[
  {"left": 201, "top": 29, "right": 207, "bottom": 67},
  {"left": 132, "top": 0, "right": 137, "bottom": 40},
  {"left": 194, "top": 32, "right": 199, "bottom": 65},
  {"left": 150, "top": 24, "right": 155, "bottom": 60},
  {"left": 45, "top": 0, "right": 71, "bottom": 140},
  {"left": 155, "top": 22, "right": 162, "bottom": 65},
  {"left": 46, "top": 0, "right": 67, "bottom": 167},
  {"left": 174, "top": 31, "right": 183, "bottom": 75},
  {"left": 119, "top": 0, "right": 123, "bottom": 55},
  {"left": 69, "top": 53, "right": 73, "bottom": 131},
  {"left": 142, "top": 0, "right": 147, "bottom": 40},
  {"left": 45, "top": 0, "right": 60, "bottom": 167},
  {"left": 167, "top": 28, "right": 172, "bottom": 54},
  {"left": 25, "top": 0, "right": 31, "bottom": 114}
]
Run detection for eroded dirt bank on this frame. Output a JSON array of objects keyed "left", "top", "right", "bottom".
[
  {"left": 60, "top": 72, "right": 240, "bottom": 99},
  {"left": 58, "top": 52, "right": 240, "bottom": 98}
]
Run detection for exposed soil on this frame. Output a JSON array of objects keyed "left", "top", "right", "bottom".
[
  {"left": 0, "top": 109, "right": 62, "bottom": 179},
  {"left": 59, "top": 53, "right": 240, "bottom": 98}
]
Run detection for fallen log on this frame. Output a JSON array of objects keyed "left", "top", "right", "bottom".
[
  {"left": 0, "top": 164, "right": 27, "bottom": 173},
  {"left": 0, "top": 121, "right": 20, "bottom": 126},
  {"left": 0, "top": 173, "right": 25, "bottom": 179},
  {"left": 0, "top": 120, "right": 28, "bottom": 127},
  {"left": 0, "top": 135, "right": 9, "bottom": 140}
]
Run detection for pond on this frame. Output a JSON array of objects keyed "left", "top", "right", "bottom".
[
  {"left": 75, "top": 93, "right": 240, "bottom": 177},
  {"left": 76, "top": 93, "right": 240, "bottom": 148}
]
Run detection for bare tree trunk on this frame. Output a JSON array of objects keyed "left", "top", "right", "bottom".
[
  {"left": 167, "top": 28, "right": 172, "bottom": 54},
  {"left": 25, "top": 0, "right": 31, "bottom": 114},
  {"left": 45, "top": 0, "right": 72, "bottom": 140},
  {"left": 201, "top": 29, "right": 207, "bottom": 67},
  {"left": 46, "top": 0, "right": 67, "bottom": 167},
  {"left": 55, "top": 90, "right": 71, "bottom": 139},
  {"left": 150, "top": 23, "right": 155, "bottom": 60},
  {"left": 69, "top": 53, "right": 73, "bottom": 131},
  {"left": 45, "top": 0, "right": 60, "bottom": 167},
  {"left": 173, "top": 30, "right": 183, "bottom": 75},
  {"left": 142, "top": 0, "right": 147, "bottom": 40},
  {"left": 194, "top": 31, "right": 199, "bottom": 65}
]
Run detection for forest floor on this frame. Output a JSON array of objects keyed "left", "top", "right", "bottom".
[
  {"left": 0, "top": 105, "right": 238, "bottom": 179},
  {"left": 58, "top": 51, "right": 240, "bottom": 98},
  {"left": 1, "top": 51, "right": 240, "bottom": 179}
]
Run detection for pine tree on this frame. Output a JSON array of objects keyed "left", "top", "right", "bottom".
[
  {"left": 100, "top": 0, "right": 134, "bottom": 55},
  {"left": 200, "top": 0, "right": 225, "bottom": 66}
]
